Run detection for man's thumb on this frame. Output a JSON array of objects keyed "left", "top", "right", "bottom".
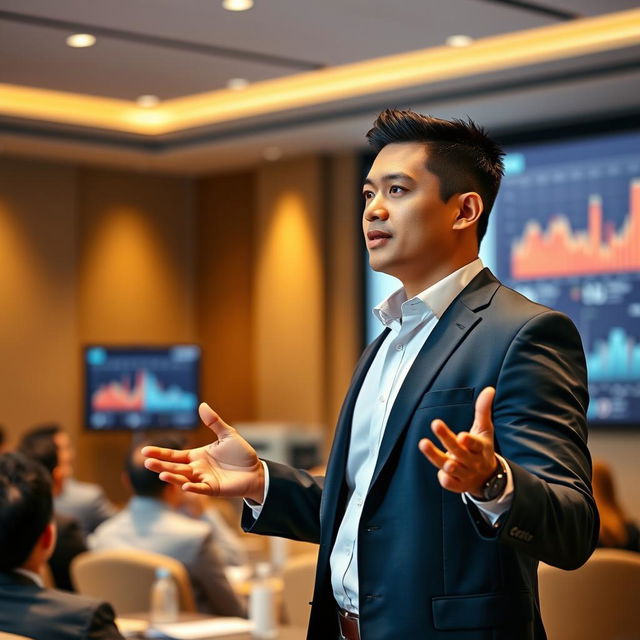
[
  {"left": 472, "top": 387, "right": 495, "bottom": 435},
  {"left": 199, "top": 402, "right": 234, "bottom": 439}
]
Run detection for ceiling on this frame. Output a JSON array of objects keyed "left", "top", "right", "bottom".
[{"left": 0, "top": 0, "right": 639, "bottom": 174}]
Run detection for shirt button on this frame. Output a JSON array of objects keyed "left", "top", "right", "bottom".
[
  {"left": 396, "top": 344, "right": 404, "bottom": 351},
  {"left": 378, "top": 395, "right": 385, "bottom": 403}
]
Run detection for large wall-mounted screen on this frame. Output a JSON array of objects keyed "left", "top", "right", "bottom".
[
  {"left": 84, "top": 345, "right": 201, "bottom": 430},
  {"left": 364, "top": 126, "right": 640, "bottom": 427}
]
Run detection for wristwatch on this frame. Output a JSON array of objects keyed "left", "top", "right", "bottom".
[{"left": 477, "top": 457, "right": 508, "bottom": 502}]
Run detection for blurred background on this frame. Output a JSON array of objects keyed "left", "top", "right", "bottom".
[{"left": 0, "top": 0, "right": 639, "bottom": 521}]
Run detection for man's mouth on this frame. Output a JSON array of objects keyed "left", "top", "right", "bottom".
[{"left": 367, "top": 229, "right": 392, "bottom": 248}]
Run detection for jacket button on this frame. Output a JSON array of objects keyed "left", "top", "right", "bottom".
[{"left": 366, "top": 525, "right": 380, "bottom": 532}]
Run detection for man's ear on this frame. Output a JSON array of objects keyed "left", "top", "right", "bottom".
[
  {"left": 51, "top": 466, "right": 64, "bottom": 495},
  {"left": 452, "top": 192, "right": 484, "bottom": 230},
  {"left": 40, "top": 521, "right": 57, "bottom": 558}
]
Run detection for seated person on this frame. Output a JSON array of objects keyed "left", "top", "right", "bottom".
[
  {"left": 89, "top": 436, "right": 246, "bottom": 618},
  {"left": 18, "top": 426, "right": 87, "bottom": 591},
  {"left": 592, "top": 459, "right": 640, "bottom": 552},
  {"left": 178, "top": 492, "right": 248, "bottom": 567},
  {"left": 31, "top": 423, "right": 117, "bottom": 535},
  {"left": 0, "top": 452, "right": 124, "bottom": 640}
]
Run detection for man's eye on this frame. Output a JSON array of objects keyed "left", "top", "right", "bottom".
[
  {"left": 363, "top": 191, "right": 374, "bottom": 200},
  {"left": 389, "top": 185, "right": 405, "bottom": 194}
]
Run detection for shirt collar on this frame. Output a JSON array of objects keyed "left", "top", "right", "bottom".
[
  {"left": 14, "top": 568, "right": 44, "bottom": 588},
  {"left": 373, "top": 258, "right": 484, "bottom": 328}
]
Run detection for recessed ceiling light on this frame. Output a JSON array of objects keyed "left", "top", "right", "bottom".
[
  {"left": 446, "top": 35, "right": 474, "bottom": 48},
  {"left": 222, "top": 0, "right": 254, "bottom": 11},
  {"left": 263, "top": 146, "right": 283, "bottom": 162},
  {"left": 66, "top": 33, "right": 96, "bottom": 48},
  {"left": 136, "top": 95, "right": 160, "bottom": 108},
  {"left": 227, "top": 78, "right": 250, "bottom": 90}
]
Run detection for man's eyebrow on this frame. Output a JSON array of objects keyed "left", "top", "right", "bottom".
[{"left": 362, "top": 172, "right": 416, "bottom": 187}]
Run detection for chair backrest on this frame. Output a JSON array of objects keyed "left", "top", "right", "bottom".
[
  {"left": 538, "top": 548, "right": 640, "bottom": 640},
  {"left": 281, "top": 552, "right": 318, "bottom": 628},
  {"left": 0, "top": 633, "right": 35, "bottom": 639},
  {"left": 70, "top": 549, "right": 196, "bottom": 616}
]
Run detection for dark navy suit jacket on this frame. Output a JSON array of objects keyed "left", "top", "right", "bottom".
[
  {"left": 0, "top": 571, "right": 123, "bottom": 640},
  {"left": 243, "top": 269, "right": 598, "bottom": 639}
]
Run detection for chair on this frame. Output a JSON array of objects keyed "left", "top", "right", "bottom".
[
  {"left": 70, "top": 549, "right": 196, "bottom": 615},
  {"left": 281, "top": 552, "right": 318, "bottom": 628},
  {"left": 538, "top": 548, "right": 640, "bottom": 640},
  {"left": 0, "top": 633, "right": 34, "bottom": 639}
]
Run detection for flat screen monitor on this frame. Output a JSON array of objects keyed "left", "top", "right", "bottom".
[
  {"left": 364, "top": 124, "right": 640, "bottom": 428},
  {"left": 84, "top": 345, "right": 201, "bottom": 430}
]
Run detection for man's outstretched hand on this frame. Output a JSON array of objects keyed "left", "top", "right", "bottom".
[
  {"left": 142, "top": 403, "right": 265, "bottom": 503},
  {"left": 418, "top": 387, "right": 498, "bottom": 499}
]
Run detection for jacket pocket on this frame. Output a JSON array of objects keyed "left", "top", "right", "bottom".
[
  {"left": 416, "top": 387, "right": 474, "bottom": 410},
  {"left": 432, "top": 591, "right": 533, "bottom": 630}
]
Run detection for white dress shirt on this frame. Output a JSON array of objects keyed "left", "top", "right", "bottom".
[{"left": 250, "top": 258, "right": 513, "bottom": 614}]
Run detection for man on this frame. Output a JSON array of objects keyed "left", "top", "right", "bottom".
[
  {"left": 29, "top": 423, "right": 117, "bottom": 535},
  {"left": 89, "top": 436, "right": 246, "bottom": 619},
  {"left": 0, "top": 452, "right": 124, "bottom": 640},
  {"left": 143, "top": 109, "right": 598, "bottom": 639},
  {"left": 19, "top": 425, "right": 87, "bottom": 591}
]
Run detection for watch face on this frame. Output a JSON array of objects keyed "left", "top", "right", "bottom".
[{"left": 483, "top": 471, "right": 507, "bottom": 501}]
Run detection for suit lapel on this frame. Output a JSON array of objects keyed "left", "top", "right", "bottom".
[{"left": 369, "top": 269, "right": 500, "bottom": 491}]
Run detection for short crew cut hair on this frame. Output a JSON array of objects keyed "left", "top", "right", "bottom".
[
  {"left": 366, "top": 108, "right": 505, "bottom": 245},
  {"left": 0, "top": 453, "right": 53, "bottom": 571},
  {"left": 126, "top": 434, "right": 187, "bottom": 498},
  {"left": 17, "top": 424, "right": 61, "bottom": 475}
]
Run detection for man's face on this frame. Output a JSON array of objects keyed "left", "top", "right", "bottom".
[
  {"left": 53, "top": 431, "right": 73, "bottom": 482},
  {"left": 362, "top": 142, "right": 458, "bottom": 289}
]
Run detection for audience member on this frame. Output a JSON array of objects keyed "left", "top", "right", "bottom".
[
  {"left": 40, "top": 423, "right": 116, "bottom": 534},
  {"left": 0, "top": 452, "right": 124, "bottom": 640},
  {"left": 0, "top": 425, "right": 7, "bottom": 453},
  {"left": 592, "top": 459, "right": 640, "bottom": 552},
  {"left": 89, "top": 436, "right": 246, "bottom": 618},
  {"left": 18, "top": 426, "right": 87, "bottom": 591},
  {"left": 178, "top": 492, "right": 248, "bottom": 567}
]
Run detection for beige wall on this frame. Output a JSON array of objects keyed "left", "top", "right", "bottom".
[{"left": 0, "top": 158, "right": 79, "bottom": 439}]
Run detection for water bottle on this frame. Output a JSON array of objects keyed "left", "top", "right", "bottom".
[
  {"left": 249, "top": 562, "right": 277, "bottom": 639},
  {"left": 150, "top": 566, "right": 179, "bottom": 625}
]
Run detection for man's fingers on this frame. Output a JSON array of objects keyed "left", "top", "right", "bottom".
[
  {"left": 158, "top": 471, "right": 191, "bottom": 487},
  {"left": 471, "top": 387, "right": 495, "bottom": 436},
  {"left": 458, "top": 432, "right": 484, "bottom": 453},
  {"left": 144, "top": 458, "right": 192, "bottom": 476},
  {"left": 141, "top": 446, "right": 190, "bottom": 464},
  {"left": 199, "top": 403, "right": 235, "bottom": 440},
  {"left": 431, "top": 420, "right": 468, "bottom": 458},
  {"left": 438, "top": 469, "right": 464, "bottom": 493},
  {"left": 418, "top": 438, "right": 448, "bottom": 468},
  {"left": 182, "top": 482, "right": 216, "bottom": 496}
]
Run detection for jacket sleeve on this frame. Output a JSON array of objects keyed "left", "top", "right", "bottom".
[
  {"left": 467, "top": 309, "right": 599, "bottom": 570},
  {"left": 86, "top": 601, "right": 125, "bottom": 640},
  {"left": 241, "top": 461, "right": 324, "bottom": 544}
]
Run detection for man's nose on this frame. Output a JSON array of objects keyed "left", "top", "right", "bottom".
[{"left": 364, "top": 203, "right": 389, "bottom": 221}]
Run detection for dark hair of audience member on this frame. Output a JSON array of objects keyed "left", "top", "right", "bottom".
[
  {"left": 592, "top": 459, "right": 632, "bottom": 548},
  {"left": 0, "top": 453, "right": 53, "bottom": 571},
  {"left": 366, "top": 108, "right": 505, "bottom": 246},
  {"left": 0, "top": 424, "right": 6, "bottom": 451},
  {"left": 17, "top": 424, "right": 61, "bottom": 475},
  {"left": 126, "top": 434, "right": 186, "bottom": 498}
]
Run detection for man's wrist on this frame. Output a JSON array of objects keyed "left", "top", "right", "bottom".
[
  {"left": 245, "top": 462, "right": 266, "bottom": 504},
  {"left": 468, "top": 456, "right": 500, "bottom": 500}
]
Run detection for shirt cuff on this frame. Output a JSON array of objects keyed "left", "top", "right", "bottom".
[
  {"left": 462, "top": 455, "right": 514, "bottom": 527},
  {"left": 243, "top": 460, "right": 270, "bottom": 520}
]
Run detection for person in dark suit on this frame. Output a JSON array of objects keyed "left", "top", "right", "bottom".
[
  {"left": 143, "top": 109, "right": 598, "bottom": 640},
  {"left": 18, "top": 425, "right": 88, "bottom": 591},
  {"left": 0, "top": 452, "right": 124, "bottom": 640}
]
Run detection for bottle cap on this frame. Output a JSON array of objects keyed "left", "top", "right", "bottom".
[
  {"left": 255, "top": 562, "right": 271, "bottom": 579},
  {"left": 155, "top": 567, "right": 171, "bottom": 579}
]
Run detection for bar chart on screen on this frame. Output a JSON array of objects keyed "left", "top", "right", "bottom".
[{"left": 494, "top": 129, "right": 640, "bottom": 425}]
